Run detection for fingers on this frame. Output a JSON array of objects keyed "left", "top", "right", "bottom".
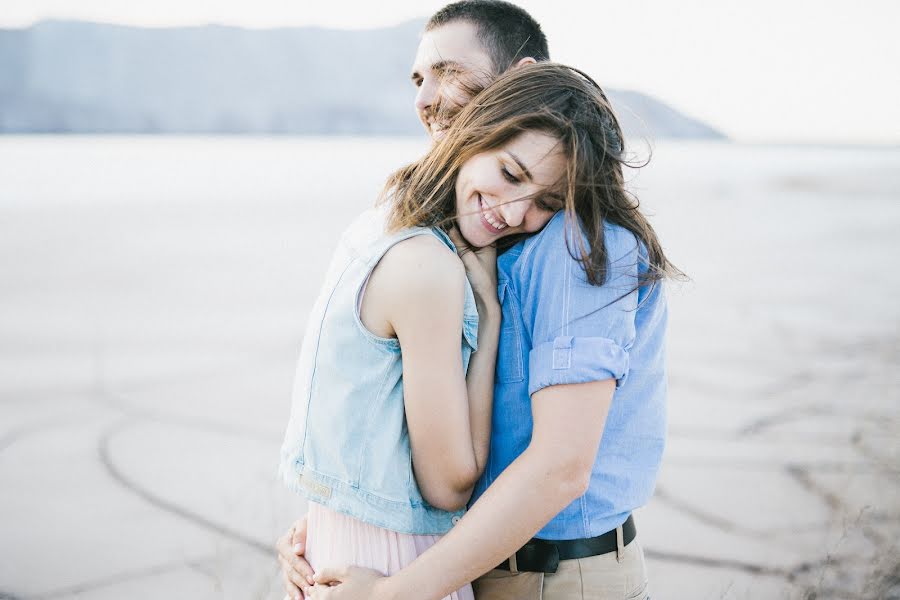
[
  {"left": 276, "top": 531, "right": 298, "bottom": 573},
  {"left": 276, "top": 519, "right": 315, "bottom": 585},
  {"left": 291, "top": 515, "right": 309, "bottom": 548},
  {"left": 280, "top": 555, "right": 303, "bottom": 600},
  {"left": 282, "top": 552, "right": 316, "bottom": 588},
  {"left": 308, "top": 584, "right": 335, "bottom": 598},
  {"left": 448, "top": 226, "right": 474, "bottom": 255},
  {"left": 313, "top": 566, "right": 347, "bottom": 586},
  {"left": 290, "top": 553, "right": 316, "bottom": 585},
  {"left": 280, "top": 554, "right": 312, "bottom": 599},
  {"left": 447, "top": 225, "right": 465, "bottom": 247},
  {"left": 277, "top": 533, "right": 314, "bottom": 586}
]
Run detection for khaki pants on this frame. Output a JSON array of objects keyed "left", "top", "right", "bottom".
[{"left": 472, "top": 539, "right": 649, "bottom": 600}]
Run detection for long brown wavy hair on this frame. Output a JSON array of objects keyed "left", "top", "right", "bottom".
[{"left": 382, "top": 62, "right": 679, "bottom": 288}]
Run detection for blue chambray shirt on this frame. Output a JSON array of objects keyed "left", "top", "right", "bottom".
[{"left": 469, "top": 211, "right": 668, "bottom": 540}]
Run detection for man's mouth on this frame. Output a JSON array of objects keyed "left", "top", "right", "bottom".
[
  {"left": 479, "top": 194, "right": 507, "bottom": 233},
  {"left": 428, "top": 120, "right": 448, "bottom": 137}
]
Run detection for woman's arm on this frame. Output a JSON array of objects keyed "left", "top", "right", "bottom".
[
  {"left": 450, "top": 227, "right": 500, "bottom": 491},
  {"left": 363, "top": 234, "right": 499, "bottom": 511},
  {"left": 278, "top": 232, "right": 499, "bottom": 599},
  {"left": 310, "top": 379, "right": 616, "bottom": 600}
]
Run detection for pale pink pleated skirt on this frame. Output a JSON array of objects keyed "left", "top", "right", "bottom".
[{"left": 304, "top": 501, "right": 474, "bottom": 600}]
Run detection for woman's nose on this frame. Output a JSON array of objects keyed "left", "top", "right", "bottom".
[{"left": 497, "top": 200, "right": 530, "bottom": 228}]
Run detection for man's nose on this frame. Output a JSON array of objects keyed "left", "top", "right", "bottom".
[
  {"left": 415, "top": 77, "right": 440, "bottom": 113},
  {"left": 498, "top": 200, "right": 530, "bottom": 228}
]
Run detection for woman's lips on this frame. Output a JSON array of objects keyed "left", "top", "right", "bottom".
[{"left": 478, "top": 194, "right": 506, "bottom": 234}]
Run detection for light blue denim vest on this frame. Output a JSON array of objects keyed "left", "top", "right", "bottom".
[{"left": 279, "top": 208, "right": 479, "bottom": 535}]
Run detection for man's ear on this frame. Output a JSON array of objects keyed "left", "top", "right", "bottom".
[{"left": 513, "top": 56, "right": 537, "bottom": 68}]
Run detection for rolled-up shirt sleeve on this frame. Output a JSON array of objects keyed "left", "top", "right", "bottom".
[{"left": 516, "top": 214, "right": 643, "bottom": 397}]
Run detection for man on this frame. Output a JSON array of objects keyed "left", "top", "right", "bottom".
[
  {"left": 277, "top": 2, "right": 665, "bottom": 599},
  {"left": 408, "top": 1, "right": 546, "bottom": 141}
]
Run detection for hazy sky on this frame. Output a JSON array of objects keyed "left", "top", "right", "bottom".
[{"left": 4, "top": 0, "right": 899, "bottom": 144}]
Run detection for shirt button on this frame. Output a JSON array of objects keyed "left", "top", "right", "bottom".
[{"left": 451, "top": 516, "right": 461, "bottom": 525}]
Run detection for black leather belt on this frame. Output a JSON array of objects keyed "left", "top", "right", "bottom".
[{"left": 496, "top": 515, "right": 636, "bottom": 573}]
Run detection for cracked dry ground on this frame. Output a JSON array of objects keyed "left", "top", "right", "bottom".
[{"left": 1, "top": 139, "right": 898, "bottom": 599}]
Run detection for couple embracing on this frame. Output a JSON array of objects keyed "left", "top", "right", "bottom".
[{"left": 276, "top": 2, "right": 676, "bottom": 599}]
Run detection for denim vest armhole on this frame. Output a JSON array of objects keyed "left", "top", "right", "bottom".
[{"left": 350, "top": 228, "right": 455, "bottom": 352}]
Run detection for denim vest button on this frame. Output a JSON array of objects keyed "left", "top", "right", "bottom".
[{"left": 451, "top": 516, "right": 461, "bottom": 525}]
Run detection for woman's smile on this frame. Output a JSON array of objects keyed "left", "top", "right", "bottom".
[{"left": 479, "top": 195, "right": 508, "bottom": 233}]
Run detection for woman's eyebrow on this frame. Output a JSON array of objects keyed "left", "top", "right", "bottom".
[{"left": 506, "top": 151, "right": 533, "bottom": 182}]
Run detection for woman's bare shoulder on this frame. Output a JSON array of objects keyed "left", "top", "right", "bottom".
[{"left": 377, "top": 233, "right": 465, "bottom": 295}]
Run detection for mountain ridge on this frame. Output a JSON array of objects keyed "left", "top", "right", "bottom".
[{"left": 0, "top": 19, "right": 725, "bottom": 139}]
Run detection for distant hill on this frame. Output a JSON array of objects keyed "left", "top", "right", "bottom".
[{"left": 0, "top": 20, "right": 725, "bottom": 139}]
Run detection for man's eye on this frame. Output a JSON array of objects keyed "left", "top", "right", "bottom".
[{"left": 501, "top": 167, "right": 519, "bottom": 184}]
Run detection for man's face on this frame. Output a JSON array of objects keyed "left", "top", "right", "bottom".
[{"left": 410, "top": 21, "right": 496, "bottom": 142}]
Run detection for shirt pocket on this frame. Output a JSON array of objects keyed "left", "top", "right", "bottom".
[{"left": 496, "top": 280, "right": 525, "bottom": 383}]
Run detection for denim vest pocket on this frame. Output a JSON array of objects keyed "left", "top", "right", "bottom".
[{"left": 496, "top": 280, "right": 525, "bottom": 383}]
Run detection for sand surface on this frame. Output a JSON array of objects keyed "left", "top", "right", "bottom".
[{"left": 1, "top": 137, "right": 898, "bottom": 599}]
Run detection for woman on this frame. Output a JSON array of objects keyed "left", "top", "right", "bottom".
[{"left": 278, "top": 63, "right": 674, "bottom": 600}]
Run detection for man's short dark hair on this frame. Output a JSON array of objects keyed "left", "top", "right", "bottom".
[{"left": 426, "top": 0, "right": 550, "bottom": 73}]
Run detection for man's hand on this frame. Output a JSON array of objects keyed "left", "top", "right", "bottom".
[
  {"left": 308, "top": 566, "right": 388, "bottom": 599},
  {"left": 276, "top": 516, "right": 316, "bottom": 599}
]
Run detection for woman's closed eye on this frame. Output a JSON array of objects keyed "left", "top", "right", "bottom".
[{"left": 501, "top": 166, "right": 520, "bottom": 184}]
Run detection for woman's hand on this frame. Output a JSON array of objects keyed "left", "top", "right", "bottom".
[
  {"left": 276, "top": 516, "right": 317, "bottom": 599},
  {"left": 448, "top": 226, "right": 498, "bottom": 312},
  {"left": 308, "top": 566, "right": 389, "bottom": 600}
]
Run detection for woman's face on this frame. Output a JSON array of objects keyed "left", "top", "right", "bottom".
[{"left": 454, "top": 131, "right": 566, "bottom": 248}]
